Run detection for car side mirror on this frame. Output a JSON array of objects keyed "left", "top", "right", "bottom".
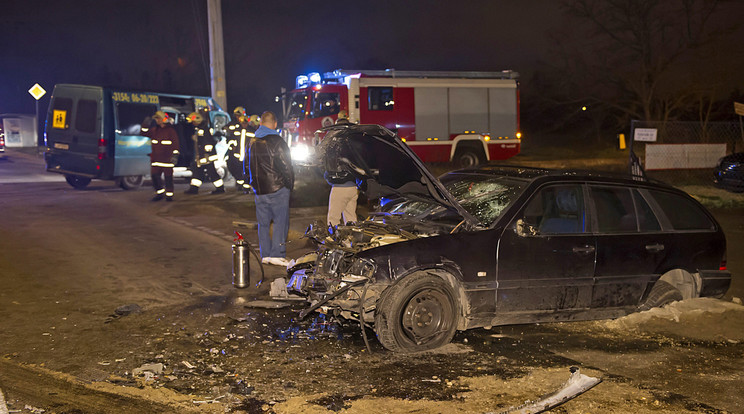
[{"left": 515, "top": 218, "right": 538, "bottom": 237}]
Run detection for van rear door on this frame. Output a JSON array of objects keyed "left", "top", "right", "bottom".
[{"left": 46, "top": 85, "right": 104, "bottom": 177}]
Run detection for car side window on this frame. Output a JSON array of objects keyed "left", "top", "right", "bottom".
[
  {"left": 589, "top": 186, "right": 638, "bottom": 233},
  {"left": 633, "top": 189, "right": 661, "bottom": 231},
  {"left": 648, "top": 190, "right": 715, "bottom": 231},
  {"left": 522, "top": 184, "right": 586, "bottom": 234}
]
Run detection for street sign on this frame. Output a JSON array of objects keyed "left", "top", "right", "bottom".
[
  {"left": 28, "top": 83, "right": 46, "bottom": 100},
  {"left": 634, "top": 128, "right": 658, "bottom": 142},
  {"left": 735, "top": 102, "right": 744, "bottom": 116}
]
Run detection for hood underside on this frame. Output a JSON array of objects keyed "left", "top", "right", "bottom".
[{"left": 314, "top": 124, "right": 480, "bottom": 228}]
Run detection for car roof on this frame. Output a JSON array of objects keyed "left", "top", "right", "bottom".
[{"left": 449, "top": 164, "right": 676, "bottom": 190}]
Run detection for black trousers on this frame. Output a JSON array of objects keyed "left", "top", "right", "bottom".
[{"left": 151, "top": 165, "right": 174, "bottom": 194}]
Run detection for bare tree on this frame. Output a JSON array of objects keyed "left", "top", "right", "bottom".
[{"left": 557, "top": 0, "right": 739, "bottom": 123}]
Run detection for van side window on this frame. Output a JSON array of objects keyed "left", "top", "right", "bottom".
[
  {"left": 649, "top": 190, "right": 715, "bottom": 231},
  {"left": 589, "top": 186, "right": 637, "bottom": 233},
  {"left": 368, "top": 87, "right": 394, "bottom": 111},
  {"left": 116, "top": 102, "right": 158, "bottom": 136},
  {"left": 75, "top": 99, "right": 98, "bottom": 133}
]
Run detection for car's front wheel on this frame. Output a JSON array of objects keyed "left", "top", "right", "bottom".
[{"left": 374, "top": 272, "right": 459, "bottom": 352}]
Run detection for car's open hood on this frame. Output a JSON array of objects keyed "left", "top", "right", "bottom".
[{"left": 314, "top": 124, "right": 481, "bottom": 228}]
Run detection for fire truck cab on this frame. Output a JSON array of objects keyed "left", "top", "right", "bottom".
[{"left": 282, "top": 69, "right": 520, "bottom": 167}]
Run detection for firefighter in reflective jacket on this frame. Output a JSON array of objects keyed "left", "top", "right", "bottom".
[
  {"left": 225, "top": 115, "right": 256, "bottom": 192},
  {"left": 141, "top": 111, "right": 179, "bottom": 202},
  {"left": 184, "top": 111, "right": 225, "bottom": 194}
]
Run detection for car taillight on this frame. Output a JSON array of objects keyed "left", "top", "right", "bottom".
[
  {"left": 98, "top": 138, "right": 106, "bottom": 160},
  {"left": 720, "top": 252, "right": 727, "bottom": 271}
]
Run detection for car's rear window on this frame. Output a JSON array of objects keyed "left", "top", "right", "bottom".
[{"left": 649, "top": 190, "right": 715, "bottom": 231}]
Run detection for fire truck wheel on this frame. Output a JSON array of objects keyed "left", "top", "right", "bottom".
[{"left": 453, "top": 147, "right": 485, "bottom": 168}]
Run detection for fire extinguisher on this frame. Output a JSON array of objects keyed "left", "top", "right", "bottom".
[{"left": 232, "top": 231, "right": 264, "bottom": 288}]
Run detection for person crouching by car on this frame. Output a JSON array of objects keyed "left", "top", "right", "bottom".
[
  {"left": 141, "top": 111, "right": 180, "bottom": 202},
  {"left": 246, "top": 111, "right": 294, "bottom": 267}
]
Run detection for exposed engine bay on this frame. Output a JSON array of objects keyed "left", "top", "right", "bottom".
[{"left": 286, "top": 215, "right": 455, "bottom": 322}]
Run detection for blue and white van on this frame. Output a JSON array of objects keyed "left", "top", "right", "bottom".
[{"left": 44, "top": 84, "right": 230, "bottom": 189}]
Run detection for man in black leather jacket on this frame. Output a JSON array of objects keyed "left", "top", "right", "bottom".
[{"left": 246, "top": 111, "right": 294, "bottom": 266}]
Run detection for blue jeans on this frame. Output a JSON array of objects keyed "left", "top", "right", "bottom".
[{"left": 254, "top": 187, "right": 290, "bottom": 258}]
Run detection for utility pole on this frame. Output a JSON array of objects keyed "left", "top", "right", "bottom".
[{"left": 207, "top": 0, "right": 227, "bottom": 109}]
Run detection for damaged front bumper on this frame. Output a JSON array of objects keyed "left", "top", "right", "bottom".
[{"left": 287, "top": 251, "right": 386, "bottom": 323}]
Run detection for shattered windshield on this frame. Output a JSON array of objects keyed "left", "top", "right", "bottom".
[{"left": 389, "top": 173, "right": 528, "bottom": 227}]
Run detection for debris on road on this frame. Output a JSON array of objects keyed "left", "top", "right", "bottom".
[
  {"left": 132, "top": 362, "right": 164, "bottom": 377},
  {"left": 496, "top": 367, "right": 601, "bottom": 414}
]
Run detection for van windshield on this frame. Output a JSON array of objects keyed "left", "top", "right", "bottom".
[{"left": 116, "top": 102, "right": 157, "bottom": 135}]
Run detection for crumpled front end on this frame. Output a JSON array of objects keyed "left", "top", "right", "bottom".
[{"left": 287, "top": 219, "right": 443, "bottom": 322}]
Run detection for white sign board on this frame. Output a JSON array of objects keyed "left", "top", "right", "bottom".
[
  {"left": 645, "top": 144, "right": 727, "bottom": 170},
  {"left": 735, "top": 101, "right": 744, "bottom": 116},
  {"left": 634, "top": 128, "right": 658, "bottom": 142}
]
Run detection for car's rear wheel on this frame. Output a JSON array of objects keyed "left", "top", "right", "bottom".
[
  {"left": 117, "top": 175, "right": 144, "bottom": 190},
  {"left": 638, "top": 280, "right": 683, "bottom": 311},
  {"left": 375, "top": 272, "right": 459, "bottom": 352},
  {"left": 65, "top": 174, "right": 91, "bottom": 189}
]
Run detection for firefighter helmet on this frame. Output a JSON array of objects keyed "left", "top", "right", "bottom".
[
  {"left": 187, "top": 112, "right": 204, "bottom": 125},
  {"left": 233, "top": 106, "right": 246, "bottom": 117},
  {"left": 238, "top": 115, "right": 248, "bottom": 124},
  {"left": 337, "top": 110, "right": 348, "bottom": 120},
  {"left": 248, "top": 115, "right": 259, "bottom": 126},
  {"left": 153, "top": 111, "right": 168, "bottom": 121}
]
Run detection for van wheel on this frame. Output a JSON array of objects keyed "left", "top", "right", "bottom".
[
  {"left": 453, "top": 147, "right": 485, "bottom": 168},
  {"left": 638, "top": 280, "right": 683, "bottom": 311},
  {"left": 374, "top": 273, "right": 459, "bottom": 352},
  {"left": 65, "top": 175, "right": 91, "bottom": 189},
  {"left": 117, "top": 175, "right": 144, "bottom": 190}
]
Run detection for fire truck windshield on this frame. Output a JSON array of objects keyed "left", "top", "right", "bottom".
[
  {"left": 311, "top": 92, "right": 340, "bottom": 118},
  {"left": 285, "top": 91, "right": 308, "bottom": 120}
]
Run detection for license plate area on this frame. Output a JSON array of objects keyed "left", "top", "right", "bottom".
[{"left": 54, "top": 142, "right": 69, "bottom": 150}]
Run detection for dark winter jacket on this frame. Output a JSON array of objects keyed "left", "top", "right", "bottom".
[
  {"left": 247, "top": 126, "right": 294, "bottom": 195},
  {"left": 142, "top": 123, "right": 179, "bottom": 166}
]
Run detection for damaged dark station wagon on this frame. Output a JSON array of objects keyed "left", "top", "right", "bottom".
[{"left": 287, "top": 124, "right": 731, "bottom": 352}]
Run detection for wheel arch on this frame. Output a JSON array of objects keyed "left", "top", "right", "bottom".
[{"left": 449, "top": 135, "right": 489, "bottom": 162}]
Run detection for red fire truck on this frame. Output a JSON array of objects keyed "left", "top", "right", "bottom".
[{"left": 281, "top": 69, "right": 520, "bottom": 167}]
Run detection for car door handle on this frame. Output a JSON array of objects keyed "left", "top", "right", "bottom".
[
  {"left": 646, "top": 243, "right": 665, "bottom": 253},
  {"left": 572, "top": 245, "right": 595, "bottom": 254}
]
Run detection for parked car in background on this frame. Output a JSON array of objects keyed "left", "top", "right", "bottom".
[
  {"left": 0, "top": 123, "right": 5, "bottom": 158},
  {"left": 287, "top": 124, "right": 731, "bottom": 353},
  {"left": 713, "top": 152, "right": 744, "bottom": 193}
]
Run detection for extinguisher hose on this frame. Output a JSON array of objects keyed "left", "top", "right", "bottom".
[{"left": 247, "top": 242, "right": 265, "bottom": 288}]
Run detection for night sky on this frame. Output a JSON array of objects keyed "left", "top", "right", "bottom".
[{"left": 1, "top": 0, "right": 742, "bottom": 124}]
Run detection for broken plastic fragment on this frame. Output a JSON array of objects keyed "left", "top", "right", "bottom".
[{"left": 496, "top": 367, "right": 601, "bottom": 414}]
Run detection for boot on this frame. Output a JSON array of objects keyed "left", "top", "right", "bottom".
[
  {"left": 184, "top": 186, "right": 199, "bottom": 195},
  {"left": 151, "top": 193, "right": 164, "bottom": 202},
  {"left": 166, "top": 196, "right": 174, "bottom": 202},
  {"left": 211, "top": 186, "right": 225, "bottom": 194}
]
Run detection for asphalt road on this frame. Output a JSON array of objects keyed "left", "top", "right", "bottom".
[{"left": 1, "top": 148, "right": 743, "bottom": 414}]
